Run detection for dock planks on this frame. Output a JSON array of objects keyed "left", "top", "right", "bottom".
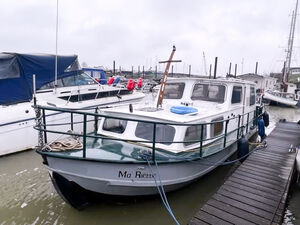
[{"left": 189, "top": 122, "right": 300, "bottom": 225}]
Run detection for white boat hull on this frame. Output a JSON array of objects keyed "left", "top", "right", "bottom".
[
  {"left": 263, "top": 92, "right": 297, "bottom": 107},
  {"left": 0, "top": 93, "right": 144, "bottom": 156}
]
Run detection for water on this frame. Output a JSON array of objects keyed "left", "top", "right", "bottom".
[
  {"left": 0, "top": 105, "right": 299, "bottom": 225},
  {"left": 0, "top": 150, "right": 238, "bottom": 225}
]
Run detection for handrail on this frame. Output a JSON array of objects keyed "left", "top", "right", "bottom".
[
  {"left": 34, "top": 104, "right": 258, "bottom": 126},
  {"left": 34, "top": 104, "right": 262, "bottom": 162}
]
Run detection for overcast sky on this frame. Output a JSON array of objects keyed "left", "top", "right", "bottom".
[{"left": 0, "top": 0, "right": 299, "bottom": 76}]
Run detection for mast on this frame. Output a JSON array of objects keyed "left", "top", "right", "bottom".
[
  {"left": 285, "top": 0, "right": 298, "bottom": 83},
  {"left": 156, "top": 46, "right": 181, "bottom": 108},
  {"left": 55, "top": 0, "right": 59, "bottom": 90}
]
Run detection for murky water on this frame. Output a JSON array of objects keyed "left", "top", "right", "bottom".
[{"left": 0, "top": 105, "right": 299, "bottom": 225}]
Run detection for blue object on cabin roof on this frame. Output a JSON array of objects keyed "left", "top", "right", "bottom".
[
  {"left": 0, "top": 53, "right": 80, "bottom": 105},
  {"left": 82, "top": 67, "right": 107, "bottom": 85},
  {"left": 170, "top": 106, "right": 198, "bottom": 115}
]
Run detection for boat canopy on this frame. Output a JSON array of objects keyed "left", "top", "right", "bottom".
[
  {"left": 82, "top": 67, "right": 107, "bottom": 84},
  {"left": 0, "top": 53, "right": 80, "bottom": 105}
]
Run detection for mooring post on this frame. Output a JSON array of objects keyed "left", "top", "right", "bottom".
[
  {"left": 255, "top": 62, "right": 258, "bottom": 74},
  {"left": 113, "top": 60, "right": 115, "bottom": 76},
  {"left": 143, "top": 65, "right": 144, "bottom": 79},
  {"left": 213, "top": 57, "right": 218, "bottom": 79},
  {"left": 234, "top": 64, "right": 237, "bottom": 78},
  {"left": 132, "top": 66, "right": 134, "bottom": 77}
]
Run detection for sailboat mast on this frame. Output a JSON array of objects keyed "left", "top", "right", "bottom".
[
  {"left": 285, "top": 0, "right": 298, "bottom": 82},
  {"left": 55, "top": 0, "right": 59, "bottom": 89}
]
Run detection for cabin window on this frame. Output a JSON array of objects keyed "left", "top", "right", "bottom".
[
  {"left": 191, "top": 84, "right": 225, "bottom": 103},
  {"left": 250, "top": 87, "right": 255, "bottom": 106},
  {"left": 135, "top": 122, "right": 175, "bottom": 145},
  {"left": 38, "top": 72, "right": 96, "bottom": 90},
  {"left": 184, "top": 125, "right": 206, "bottom": 146},
  {"left": 93, "top": 71, "right": 101, "bottom": 79},
  {"left": 103, "top": 118, "right": 127, "bottom": 134},
  {"left": 39, "top": 79, "right": 64, "bottom": 90},
  {"left": 231, "top": 86, "right": 242, "bottom": 103},
  {"left": 211, "top": 117, "right": 223, "bottom": 137},
  {"left": 164, "top": 83, "right": 185, "bottom": 99}
]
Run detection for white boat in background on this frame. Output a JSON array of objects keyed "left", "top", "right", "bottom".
[
  {"left": 263, "top": 89, "right": 299, "bottom": 107},
  {"left": 0, "top": 53, "right": 144, "bottom": 156},
  {"left": 263, "top": 0, "right": 300, "bottom": 107}
]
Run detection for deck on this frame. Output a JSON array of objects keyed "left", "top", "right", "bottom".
[{"left": 189, "top": 121, "right": 300, "bottom": 225}]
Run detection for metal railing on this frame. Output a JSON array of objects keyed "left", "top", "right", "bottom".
[{"left": 34, "top": 104, "right": 263, "bottom": 163}]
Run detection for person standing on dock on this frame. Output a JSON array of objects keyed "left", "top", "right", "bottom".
[{"left": 258, "top": 117, "right": 266, "bottom": 142}]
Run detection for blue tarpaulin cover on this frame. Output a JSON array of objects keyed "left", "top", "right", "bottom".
[{"left": 0, "top": 53, "right": 80, "bottom": 105}]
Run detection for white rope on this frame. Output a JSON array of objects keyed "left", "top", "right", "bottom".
[{"left": 43, "top": 130, "right": 82, "bottom": 151}]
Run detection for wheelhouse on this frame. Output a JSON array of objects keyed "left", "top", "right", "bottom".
[{"left": 98, "top": 78, "right": 257, "bottom": 155}]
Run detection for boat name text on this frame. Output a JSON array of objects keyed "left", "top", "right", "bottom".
[{"left": 118, "top": 170, "right": 155, "bottom": 179}]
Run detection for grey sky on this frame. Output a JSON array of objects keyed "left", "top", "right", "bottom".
[{"left": 0, "top": 0, "right": 298, "bottom": 76}]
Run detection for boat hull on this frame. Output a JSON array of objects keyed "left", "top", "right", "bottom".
[
  {"left": 263, "top": 92, "right": 297, "bottom": 107},
  {"left": 45, "top": 141, "right": 239, "bottom": 197}
]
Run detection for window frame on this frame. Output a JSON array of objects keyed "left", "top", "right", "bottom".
[
  {"left": 191, "top": 83, "right": 226, "bottom": 103},
  {"left": 250, "top": 87, "right": 255, "bottom": 106},
  {"left": 102, "top": 118, "right": 128, "bottom": 134},
  {"left": 184, "top": 125, "right": 207, "bottom": 146},
  {"left": 231, "top": 86, "right": 243, "bottom": 104},
  {"left": 135, "top": 122, "right": 176, "bottom": 146},
  {"left": 210, "top": 117, "right": 224, "bottom": 138}
]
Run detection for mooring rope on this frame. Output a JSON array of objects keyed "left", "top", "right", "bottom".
[
  {"left": 141, "top": 153, "right": 180, "bottom": 225},
  {"left": 42, "top": 130, "right": 82, "bottom": 151}
]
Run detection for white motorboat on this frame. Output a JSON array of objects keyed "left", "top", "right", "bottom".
[
  {"left": 0, "top": 53, "right": 144, "bottom": 156},
  {"left": 263, "top": 90, "right": 299, "bottom": 107},
  {"left": 35, "top": 75, "right": 261, "bottom": 208}
]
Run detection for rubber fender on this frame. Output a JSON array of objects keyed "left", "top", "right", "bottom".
[
  {"left": 237, "top": 137, "right": 249, "bottom": 162},
  {"left": 107, "top": 77, "right": 115, "bottom": 85},
  {"left": 127, "top": 79, "right": 136, "bottom": 91},
  {"left": 262, "top": 111, "right": 269, "bottom": 127}
]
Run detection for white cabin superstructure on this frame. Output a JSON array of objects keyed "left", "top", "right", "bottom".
[{"left": 98, "top": 77, "right": 257, "bottom": 154}]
